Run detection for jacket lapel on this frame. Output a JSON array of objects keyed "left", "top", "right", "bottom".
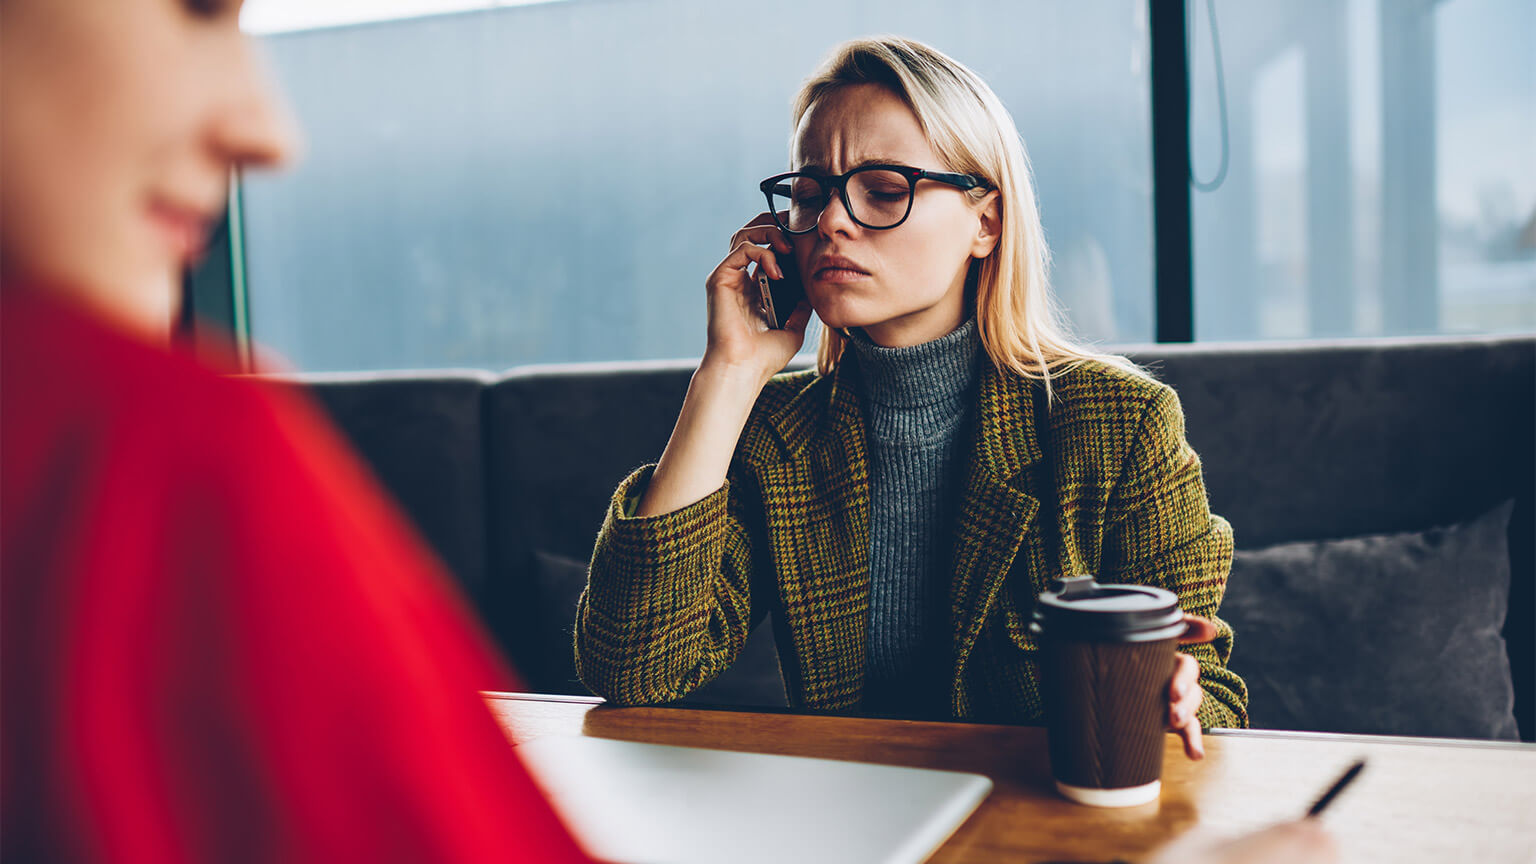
[
  {"left": 754, "top": 360, "right": 1046, "bottom": 714},
  {"left": 949, "top": 363, "right": 1042, "bottom": 699},
  {"left": 758, "top": 365, "right": 871, "bottom": 712}
]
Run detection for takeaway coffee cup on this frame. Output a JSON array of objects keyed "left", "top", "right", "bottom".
[{"left": 1029, "top": 575, "right": 1187, "bottom": 807}]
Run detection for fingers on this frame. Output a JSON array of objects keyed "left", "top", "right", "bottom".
[
  {"left": 1178, "top": 613, "right": 1219, "bottom": 645},
  {"left": 1169, "top": 652, "right": 1200, "bottom": 705},
  {"left": 730, "top": 215, "right": 793, "bottom": 255},
  {"left": 1284, "top": 819, "right": 1340, "bottom": 861},
  {"left": 1177, "top": 710, "right": 1205, "bottom": 760},
  {"left": 1146, "top": 818, "right": 1339, "bottom": 864},
  {"left": 711, "top": 240, "right": 783, "bottom": 282},
  {"left": 699, "top": 216, "right": 812, "bottom": 375},
  {"left": 1168, "top": 654, "right": 1205, "bottom": 760},
  {"left": 719, "top": 214, "right": 795, "bottom": 292},
  {"left": 1216, "top": 819, "right": 1340, "bottom": 864}
]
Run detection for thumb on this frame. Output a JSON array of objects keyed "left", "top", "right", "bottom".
[{"left": 1178, "top": 613, "right": 1219, "bottom": 645}]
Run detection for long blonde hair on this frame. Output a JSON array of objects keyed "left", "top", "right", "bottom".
[{"left": 794, "top": 37, "right": 1139, "bottom": 390}]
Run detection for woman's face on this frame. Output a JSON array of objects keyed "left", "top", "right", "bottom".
[
  {"left": 0, "top": 0, "right": 296, "bottom": 335},
  {"left": 790, "top": 83, "right": 999, "bottom": 348}
]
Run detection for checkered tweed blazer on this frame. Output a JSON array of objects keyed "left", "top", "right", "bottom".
[{"left": 575, "top": 355, "right": 1248, "bottom": 728}]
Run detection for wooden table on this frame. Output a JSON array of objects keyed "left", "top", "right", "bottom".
[{"left": 486, "top": 692, "right": 1536, "bottom": 864}]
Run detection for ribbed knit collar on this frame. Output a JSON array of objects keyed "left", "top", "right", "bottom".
[{"left": 847, "top": 316, "right": 981, "bottom": 411}]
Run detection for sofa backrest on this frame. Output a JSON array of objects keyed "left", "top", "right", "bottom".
[
  {"left": 1126, "top": 336, "right": 1533, "bottom": 549},
  {"left": 288, "top": 335, "right": 1535, "bottom": 738}
]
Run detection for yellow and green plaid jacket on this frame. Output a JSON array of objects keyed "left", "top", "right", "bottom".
[{"left": 575, "top": 356, "right": 1249, "bottom": 728}]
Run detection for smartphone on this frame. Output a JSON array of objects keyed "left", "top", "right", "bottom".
[{"left": 755, "top": 250, "right": 805, "bottom": 330}]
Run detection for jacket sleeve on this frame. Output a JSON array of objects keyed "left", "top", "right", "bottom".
[
  {"left": 573, "top": 464, "right": 760, "bottom": 705},
  {"left": 1099, "top": 385, "right": 1250, "bottom": 729}
]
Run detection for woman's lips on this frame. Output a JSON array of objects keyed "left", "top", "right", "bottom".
[
  {"left": 147, "top": 201, "right": 214, "bottom": 264},
  {"left": 813, "top": 266, "right": 870, "bottom": 283},
  {"left": 812, "top": 256, "right": 871, "bottom": 283}
]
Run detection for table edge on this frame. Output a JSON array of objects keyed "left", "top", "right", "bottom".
[
  {"left": 1202, "top": 727, "right": 1534, "bottom": 750},
  {"left": 482, "top": 692, "right": 1536, "bottom": 751}
]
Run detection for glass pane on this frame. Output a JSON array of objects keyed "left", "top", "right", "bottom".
[
  {"left": 1189, "top": 0, "right": 1536, "bottom": 340},
  {"left": 241, "top": 0, "right": 564, "bottom": 35},
  {"left": 243, "top": 0, "right": 1153, "bottom": 371}
]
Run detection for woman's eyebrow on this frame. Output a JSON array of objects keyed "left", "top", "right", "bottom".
[{"left": 793, "top": 157, "right": 915, "bottom": 174}]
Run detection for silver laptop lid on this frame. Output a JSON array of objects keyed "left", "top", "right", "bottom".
[{"left": 518, "top": 736, "right": 993, "bottom": 864}]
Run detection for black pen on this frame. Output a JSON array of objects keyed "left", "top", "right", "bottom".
[{"left": 1307, "top": 759, "right": 1366, "bottom": 817}]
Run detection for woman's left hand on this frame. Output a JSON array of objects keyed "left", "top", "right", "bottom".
[{"left": 1170, "top": 613, "right": 1218, "bottom": 760}]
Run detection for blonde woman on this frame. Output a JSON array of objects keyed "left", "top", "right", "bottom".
[{"left": 575, "top": 36, "right": 1247, "bottom": 757}]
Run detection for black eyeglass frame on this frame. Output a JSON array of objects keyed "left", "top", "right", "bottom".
[{"left": 758, "top": 164, "right": 989, "bottom": 234}]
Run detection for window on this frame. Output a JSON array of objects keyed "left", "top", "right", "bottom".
[
  {"left": 238, "top": 0, "right": 1154, "bottom": 371},
  {"left": 1188, "top": 0, "right": 1535, "bottom": 340},
  {"left": 241, "top": 0, "right": 566, "bottom": 35}
]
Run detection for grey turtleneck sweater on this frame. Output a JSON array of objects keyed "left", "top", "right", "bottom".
[{"left": 847, "top": 317, "right": 982, "bottom": 717}]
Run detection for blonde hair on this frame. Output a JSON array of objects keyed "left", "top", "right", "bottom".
[{"left": 793, "top": 37, "right": 1140, "bottom": 392}]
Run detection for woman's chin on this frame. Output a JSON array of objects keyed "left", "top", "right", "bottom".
[{"left": 806, "top": 298, "right": 872, "bottom": 332}]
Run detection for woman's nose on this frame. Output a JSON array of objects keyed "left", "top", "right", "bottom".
[
  {"left": 817, "top": 188, "right": 859, "bottom": 238},
  {"left": 211, "top": 38, "right": 302, "bottom": 171}
]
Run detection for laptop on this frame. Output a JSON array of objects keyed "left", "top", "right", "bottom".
[{"left": 517, "top": 736, "right": 992, "bottom": 864}]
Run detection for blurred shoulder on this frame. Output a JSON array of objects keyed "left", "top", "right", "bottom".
[{"left": 3, "top": 289, "right": 341, "bottom": 478}]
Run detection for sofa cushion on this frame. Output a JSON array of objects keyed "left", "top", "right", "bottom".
[{"left": 1222, "top": 499, "right": 1518, "bottom": 740}]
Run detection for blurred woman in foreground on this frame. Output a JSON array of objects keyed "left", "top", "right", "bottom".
[{"left": 0, "top": 1, "right": 588, "bottom": 860}]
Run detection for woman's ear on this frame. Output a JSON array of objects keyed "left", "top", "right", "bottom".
[{"left": 971, "top": 190, "right": 1002, "bottom": 258}]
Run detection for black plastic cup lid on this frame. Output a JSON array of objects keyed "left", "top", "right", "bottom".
[{"left": 1028, "top": 575, "right": 1186, "bottom": 642}]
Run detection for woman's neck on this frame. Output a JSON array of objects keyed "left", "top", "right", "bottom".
[
  {"left": 848, "top": 316, "right": 981, "bottom": 411},
  {"left": 857, "top": 283, "right": 969, "bottom": 348}
]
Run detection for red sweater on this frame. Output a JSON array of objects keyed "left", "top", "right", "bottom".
[{"left": 1, "top": 289, "right": 590, "bottom": 863}]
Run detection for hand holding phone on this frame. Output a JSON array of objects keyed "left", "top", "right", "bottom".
[{"left": 755, "top": 251, "right": 805, "bottom": 330}]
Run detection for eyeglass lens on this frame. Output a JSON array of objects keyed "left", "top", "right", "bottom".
[{"left": 770, "top": 169, "right": 912, "bottom": 232}]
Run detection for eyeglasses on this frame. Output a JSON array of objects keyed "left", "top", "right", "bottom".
[{"left": 759, "top": 164, "right": 988, "bottom": 234}]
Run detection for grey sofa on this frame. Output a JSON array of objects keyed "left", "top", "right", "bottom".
[{"left": 283, "top": 334, "right": 1535, "bottom": 741}]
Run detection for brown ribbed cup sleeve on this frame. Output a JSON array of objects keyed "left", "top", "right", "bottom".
[{"left": 1041, "top": 638, "right": 1177, "bottom": 789}]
